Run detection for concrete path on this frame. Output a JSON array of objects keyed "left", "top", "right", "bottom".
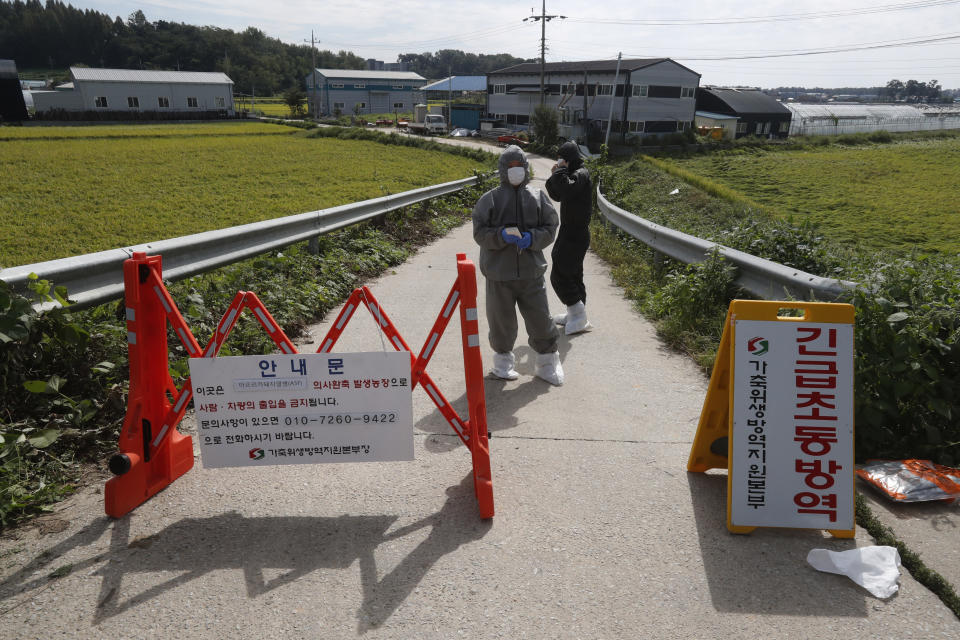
[{"left": 1, "top": 145, "right": 959, "bottom": 639}]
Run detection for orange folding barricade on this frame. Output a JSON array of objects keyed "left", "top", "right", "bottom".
[{"left": 105, "top": 251, "right": 493, "bottom": 519}]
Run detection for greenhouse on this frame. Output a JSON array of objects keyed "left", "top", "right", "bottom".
[{"left": 785, "top": 103, "right": 960, "bottom": 136}]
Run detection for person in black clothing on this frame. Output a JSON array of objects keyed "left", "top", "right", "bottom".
[{"left": 545, "top": 140, "right": 593, "bottom": 335}]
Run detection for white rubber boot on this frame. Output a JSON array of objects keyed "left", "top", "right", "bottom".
[
  {"left": 489, "top": 351, "right": 520, "bottom": 380},
  {"left": 534, "top": 351, "right": 564, "bottom": 386},
  {"left": 552, "top": 312, "right": 568, "bottom": 326},
  {"left": 564, "top": 301, "right": 593, "bottom": 335}
]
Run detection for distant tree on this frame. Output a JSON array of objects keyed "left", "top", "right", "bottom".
[
  {"left": 884, "top": 79, "right": 904, "bottom": 100},
  {"left": 905, "top": 79, "right": 926, "bottom": 102},
  {"left": 531, "top": 104, "right": 559, "bottom": 147},
  {"left": 283, "top": 86, "right": 306, "bottom": 117}
]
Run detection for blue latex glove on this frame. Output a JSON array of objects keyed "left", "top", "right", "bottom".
[
  {"left": 516, "top": 231, "right": 532, "bottom": 250},
  {"left": 501, "top": 227, "right": 519, "bottom": 244}
]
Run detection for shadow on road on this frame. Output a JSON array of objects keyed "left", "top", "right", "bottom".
[
  {"left": 687, "top": 471, "right": 868, "bottom": 616},
  {"left": 0, "top": 474, "right": 490, "bottom": 632},
  {"left": 416, "top": 340, "right": 575, "bottom": 454}
]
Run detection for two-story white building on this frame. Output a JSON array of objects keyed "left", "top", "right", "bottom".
[
  {"left": 486, "top": 58, "right": 701, "bottom": 141},
  {"left": 305, "top": 69, "right": 426, "bottom": 116}
]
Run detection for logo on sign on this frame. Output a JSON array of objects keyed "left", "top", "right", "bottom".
[
  {"left": 748, "top": 336, "right": 769, "bottom": 356},
  {"left": 249, "top": 448, "right": 265, "bottom": 460}
]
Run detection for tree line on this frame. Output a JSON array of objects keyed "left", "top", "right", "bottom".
[
  {"left": 770, "top": 79, "right": 952, "bottom": 103},
  {"left": 1, "top": 1, "right": 530, "bottom": 96}
]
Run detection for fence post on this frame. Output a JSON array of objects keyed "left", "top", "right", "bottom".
[
  {"left": 104, "top": 252, "right": 194, "bottom": 518},
  {"left": 456, "top": 253, "right": 494, "bottom": 518}
]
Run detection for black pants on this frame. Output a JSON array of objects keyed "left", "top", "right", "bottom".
[{"left": 550, "top": 236, "right": 588, "bottom": 306}]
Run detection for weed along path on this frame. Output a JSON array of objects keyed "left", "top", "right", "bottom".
[{"left": 2, "top": 161, "right": 959, "bottom": 638}]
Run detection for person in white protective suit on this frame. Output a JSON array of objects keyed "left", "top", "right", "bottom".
[{"left": 471, "top": 145, "right": 564, "bottom": 386}]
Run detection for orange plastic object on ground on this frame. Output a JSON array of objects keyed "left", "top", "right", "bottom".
[{"left": 857, "top": 460, "right": 960, "bottom": 503}]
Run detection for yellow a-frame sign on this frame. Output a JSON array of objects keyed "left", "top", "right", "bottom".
[{"left": 688, "top": 300, "right": 856, "bottom": 538}]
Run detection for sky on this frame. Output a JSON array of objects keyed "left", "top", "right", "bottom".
[{"left": 67, "top": 1, "right": 960, "bottom": 88}]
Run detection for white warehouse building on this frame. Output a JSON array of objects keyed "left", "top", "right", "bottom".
[{"left": 32, "top": 67, "right": 234, "bottom": 117}]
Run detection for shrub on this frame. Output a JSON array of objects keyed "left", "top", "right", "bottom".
[
  {"left": 530, "top": 104, "right": 559, "bottom": 147},
  {"left": 851, "top": 256, "right": 960, "bottom": 464}
]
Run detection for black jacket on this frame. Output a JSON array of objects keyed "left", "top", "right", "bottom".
[{"left": 545, "top": 158, "right": 592, "bottom": 244}]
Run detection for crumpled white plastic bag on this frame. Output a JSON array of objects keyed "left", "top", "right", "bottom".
[{"left": 807, "top": 546, "right": 902, "bottom": 598}]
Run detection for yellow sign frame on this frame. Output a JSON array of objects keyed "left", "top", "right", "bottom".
[{"left": 687, "top": 300, "right": 856, "bottom": 538}]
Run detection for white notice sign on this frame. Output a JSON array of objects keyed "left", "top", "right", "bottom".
[
  {"left": 188, "top": 352, "right": 413, "bottom": 468},
  {"left": 730, "top": 320, "right": 854, "bottom": 530}
]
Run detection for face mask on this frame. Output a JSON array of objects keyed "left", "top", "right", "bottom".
[
  {"left": 507, "top": 166, "right": 526, "bottom": 186},
  {"left": 557, "top": 158, "right": 567, "bottom": 168}
]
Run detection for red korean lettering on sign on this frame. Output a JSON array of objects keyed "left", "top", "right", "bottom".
[{"left": 792, "top": 327, "right": 841, "bottom": 522}]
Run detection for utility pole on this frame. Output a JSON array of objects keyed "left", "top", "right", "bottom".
[
  {"left": 304, "top": 30, "right": 319, "bottom": 117},
  {"left": 604, "top": 52, "right": 622, "bottom": 148},
  {"left": 524, "top": 1, "right": 566, "bottom": 105}
]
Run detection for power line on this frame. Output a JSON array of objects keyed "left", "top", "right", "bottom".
[
  {"left": 565, "top": 0, "right": 960, "bottom": 26},
  {"left": 322, "top": 22, "right": 526, "bottom": 49},
  {"left": 653, "top": 32, "right": 960, "bottom": 61}
]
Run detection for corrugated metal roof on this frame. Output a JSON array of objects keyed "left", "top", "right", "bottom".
[
  {"left": 698, "top": 87, "right": 789, "bottom": 115},
  {"left": 314, "top": 69, "right": 425, "bottom": 81},
  {"left": 70, "top": 67, "right": 233, "bottom": 85},
  {"left": 421, "top": 75, "right": 487, "bottom": 92},
  {"left": 491, "top": 58, "right": 677, "bottom": 75}
]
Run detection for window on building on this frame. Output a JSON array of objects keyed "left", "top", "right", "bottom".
[
  {"left": 737, "top": 122, "right": 747, "bottom": 134},
  {"left": 215, "top": 96, "right": 225, "bottom": 108},
  {"left": 356, "top": 102, "right": 366, "bottom": 109},
  {"left": 331, "top": 82, "right": 344, "bottom": 89},
  {"left": 680, "top": 87, "right": 695, "bottom": 98},
  {"left": 393, "top": 84, "right": 404, "bottom": 89},
  {"left": 779, "top": 121, "right": 790, "bottom": 133},
  {"left": 333, "top": 102, "right": 345, "bottom": 110},
  {"left": 95, "top": 96, "right": 108, "bottom": 108},
  {"left": 628, "top": 121, "right": 645, "bottom": 133},
  {"left": 127, "top": 97, "right": 139, "bottom": 108},
  {"left": 648, "top": 85, "right": 683, "bottom": 99},
  {"left": 158, "top": 96, "right": 169, "bottom": 108},
  {"left": 561, "top": 82, "right": 576, "bottom": 95},
  {"left": 354, "top": 83, "right": 366, "bottom": 89},
  {"left": 493, "top": 84, "right": 506, "bottom": 94},
  {"left": 393, "top": 102, "right": 404, "bottom": 109},
  {"left": 597, "top": 84, "right": 614, "bottom": 96},
  {"left": 677, "top": 122, "right": 686, "bottom": 131},
  {"left": 632, "top": 85, "right": 648, "bottom": 98},
  {"left": 187, "top": 97, "right": 199, "bottom": 108},
  {"left": 755, "top": 122, "right": 764, "bottom": 135}
]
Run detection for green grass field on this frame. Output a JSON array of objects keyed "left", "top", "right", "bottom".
[
  {"left": 671, "top": 137, "right": 960, "bottom": 253},
  {"left": 0, "top": 122, "right": 487, "bottom": 266}
]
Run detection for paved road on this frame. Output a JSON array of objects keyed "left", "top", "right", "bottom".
[{"left": 1, "top": 134, "right": 958, "bottom": 639}]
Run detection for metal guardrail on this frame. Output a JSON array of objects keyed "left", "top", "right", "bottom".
[
  {"left": 596, "top": 186, "right": 860, "bottom": 301},
  {"left": 1, "top": 175, "right": 485, "bottom": 311}
]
